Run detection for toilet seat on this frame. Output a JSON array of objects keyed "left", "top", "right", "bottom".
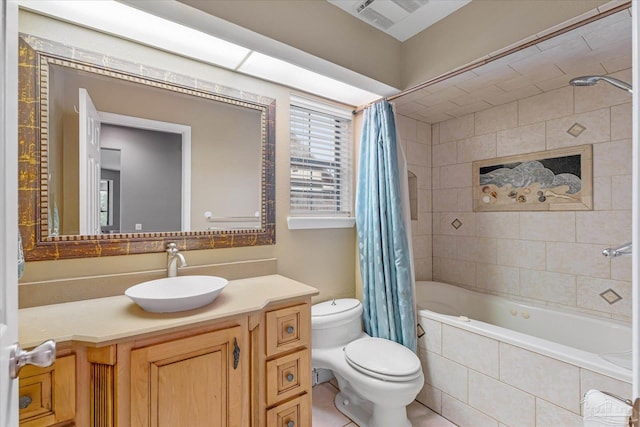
[{"left": 343, "top": 337, "right": 422, "bottom": 382}]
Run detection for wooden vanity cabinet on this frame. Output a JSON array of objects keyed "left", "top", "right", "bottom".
[
  {"left": 129, "top": 325, "right": 247, "bottom": 427},
  {"left": 252, "top": 303, "right": 312, "bottom": 427},
  {"left": 18, "top": 351, "right": 76, "bottom": 427},
  {"left": 96, "top": 316, "right": 251, "bottom": 427},
  {"left": 19, "top": 285, "right": 315, "bottom": 427}
]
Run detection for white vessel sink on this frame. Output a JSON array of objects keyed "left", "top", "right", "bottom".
[{"left": 125, "top": 275, "right": 228, "bottom": 313}]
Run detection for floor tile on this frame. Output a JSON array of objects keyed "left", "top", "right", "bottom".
[
  {"left": 312, "top": 382, "right": 457, "bottom": 427},
  {"left": 410, "top": 411, "right": 458, "bottom": 427},
  {"left": 408, "top": 401, "right": 457, "bottom": 427},
  {"left": 312, "top": 383, "right": 352, "bottom": 427}
]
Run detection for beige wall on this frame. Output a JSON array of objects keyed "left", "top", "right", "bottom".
[
  {"left": 178, "top": 0, "right": 403, "bottom": 90},
  {"left": 401, "top": 0, "right": 612, "bottom": 88},
  {"left": 18, "top": 11, "right": 355, "bottom": 303},
  {"left": 178, "top": 0, "right": 612, "bottom": 91},
  {"left": 19, "top": 2, "right": 624, "bottom": 308},
  {"left": 430, "top": 68, "right": 632, "bottom": 322}
]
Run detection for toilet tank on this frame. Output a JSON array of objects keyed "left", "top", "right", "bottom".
[{"left": 311, "top": 299, "right": 364, "bottom": 348}]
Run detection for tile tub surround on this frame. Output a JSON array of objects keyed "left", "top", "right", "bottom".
[
  {"left": 430, "top": 70, "right": 633, "bottom": 322},
  {"left": 416, "top": 317, "right": 631, "bottom": 427},
  {"left": 395, "top": 115, "right": 433, "bottom": 281}
]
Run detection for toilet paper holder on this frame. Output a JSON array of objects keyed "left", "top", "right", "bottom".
[
  {"left": 600, "top": 391, "right": 633, "bottom": 407},
  {"left": 608, "top": 392, "right": 639, "bottom": 427},
  {"left": 583, "top": 390, "right": 638, "bottom": 427},
  {"left": 603, "top": 392, "right": 640, "bottom": 427},
  {"left": 603, "top": 391, "right": 639, "bottom": 427}
]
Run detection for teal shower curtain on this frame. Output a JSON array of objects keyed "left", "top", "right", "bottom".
[{"left": 356, "top": 100, "right": 417, "bottom": 353}]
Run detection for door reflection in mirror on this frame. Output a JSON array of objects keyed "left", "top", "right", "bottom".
[
  {"left": 100, "top": 124, "right": 183, "bottom": 234},
  {"left": 48, "top": 62, "right": 259, "bottom": 236}
]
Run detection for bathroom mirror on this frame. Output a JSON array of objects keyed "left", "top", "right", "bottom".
[{"left": 18, "top": 34, "right": 276, "bottom": 260}]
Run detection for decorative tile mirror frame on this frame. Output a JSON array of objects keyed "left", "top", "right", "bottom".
[{"left": 18, "top": 34, "right": 276, "bottom": 261}]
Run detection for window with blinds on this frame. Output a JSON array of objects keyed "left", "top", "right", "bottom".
[{"left": 290, "top": 95, "right": 352, "bottom": 216}]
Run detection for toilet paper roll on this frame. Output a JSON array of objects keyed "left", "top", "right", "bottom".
[{"left": 583, "top": 389, "right": 632, "bottom": 427}]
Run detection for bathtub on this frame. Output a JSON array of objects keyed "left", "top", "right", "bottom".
[
  {"left": 415, "top": 281, "right": 632, "bottom": 426},
  {"left": 416, "top": 280, "right": 631, "bottom": 380}
]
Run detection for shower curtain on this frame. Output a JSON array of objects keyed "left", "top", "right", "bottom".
[{"left": 356, "top": 100, "right": 417, "bottom": 353}]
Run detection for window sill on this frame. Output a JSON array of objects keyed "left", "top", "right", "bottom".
[{"left": 287, "top": 216, "right": 355, "bottom": 230}]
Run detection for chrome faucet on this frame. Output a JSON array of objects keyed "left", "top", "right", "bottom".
[
  {"left": 166, "top": 243, "right": 187, "bottom": 277},
  {"left": 602, "top": 242, "right": 632, "bottom": 258}
]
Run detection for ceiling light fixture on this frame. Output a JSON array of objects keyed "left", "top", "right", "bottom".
[
  {"left": 18, "top": 0, "right": 384, "bottom": 106},
  {"left": 19, "top": 0, "right": 251, "bottom": 69},
  {"left": 238, "top": 52, "right": 381, "bottom": 106}
]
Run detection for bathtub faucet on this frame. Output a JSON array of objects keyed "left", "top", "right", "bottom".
[{"left": 602, "top": 242, "right": 632, "bottom": 258}]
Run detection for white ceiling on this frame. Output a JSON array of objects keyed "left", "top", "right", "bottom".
[
  {"left": 393, "top": 7, "right": 632, "bottom": 123},
  {"left": 327, "top": 0, "right": 471, "bottom": 41}
]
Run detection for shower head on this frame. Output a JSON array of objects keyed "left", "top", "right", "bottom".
[{"left": 569, "top": 75, "right": 632, "bottom": 94}]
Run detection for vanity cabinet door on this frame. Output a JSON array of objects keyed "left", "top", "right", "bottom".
[{"left": 130, "top": 326, "right": 245, "bottom": 427}]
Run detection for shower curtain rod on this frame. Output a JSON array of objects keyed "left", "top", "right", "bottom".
[{"left": 352, "top": 1, "right": 630, "bottom": 115}]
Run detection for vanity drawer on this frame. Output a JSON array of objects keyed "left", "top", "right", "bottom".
[
  {"left": 19, "top": 354, "right": 76, "bottom": 427},
  {"left": 265, "top": 393, "right": 311, "bottom": 427},
  {"left": 18, "top": 378, "right": 49, "bottom": 422},
  {"left": 265, "top": 304, "right": 310, "bottom": 357},
  {"left": 266, "top": 349, "right": 310, "bottom": 406}
]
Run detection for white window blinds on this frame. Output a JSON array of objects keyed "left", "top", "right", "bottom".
[{"left": 290, "top": 95, "right": 352, "bottom": 216}]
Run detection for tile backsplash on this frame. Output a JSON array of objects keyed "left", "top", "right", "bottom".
[{"left": 398, "top": 67, "right": 632, "bottom": 322}]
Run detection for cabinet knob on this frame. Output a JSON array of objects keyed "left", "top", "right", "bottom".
[
  {"left": 286, "top": 421, "right": 295, "bottom": 427},
  {"left": 18, "top": 395, "right": 32, "bottom": 409},
  {"left": 286, "top": 373, "right": 295, "bottom": 382},
  {"left": 286, "top": 326, "right": 294, "bottom": 334}
]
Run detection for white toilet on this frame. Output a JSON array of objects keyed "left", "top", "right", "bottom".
[{"left": 311, "top": 298, "right": 424, "bottom": 427}]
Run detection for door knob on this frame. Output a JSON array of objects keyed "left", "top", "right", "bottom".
[{"left": 10, "top": 340, "right": 56, "bottom": 379}]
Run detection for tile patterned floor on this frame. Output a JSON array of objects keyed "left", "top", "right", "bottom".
[{"left": 311, "top": 382, "right": 457, "bottom": 427}]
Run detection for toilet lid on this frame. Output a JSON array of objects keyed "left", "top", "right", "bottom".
[
  {"left": 343, "top": 337, "right": 421, "bottom": 382},
  {"left": 312, "top": 299, "right": 361, "bottom": 316}
]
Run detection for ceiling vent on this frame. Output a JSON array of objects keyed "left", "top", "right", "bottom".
[
  {"left": 391, "top": 0, "right": 430, "bottom": 14},
  {"left": 354, "top": 0, "right": 415, "bottom": 30},
  {"left": 328, "top": 0, "right": 471, "bottom": 41},
  {"left": 356, "top": 1, "right": 396, "bottom": 30},
  {"left": 356, "top": 0, "right": 375, "bottom": 13}
]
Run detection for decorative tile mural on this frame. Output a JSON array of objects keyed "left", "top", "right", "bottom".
[{"left": 472, "top": 145, "right": 593, "bottom": 212}]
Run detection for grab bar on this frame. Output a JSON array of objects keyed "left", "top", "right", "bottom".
[
  {"left": 204, "top": 211, "right": 260, "bottom": 223},
  {"left": 602, "top": 242, "right": 632, "bottom": 257},
  {"left": 205, "top": 216, "right": 260, "bottom": 223}
]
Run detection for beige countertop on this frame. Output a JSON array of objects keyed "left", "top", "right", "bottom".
[{"left": 19, "top": 274, "right": 319, "bottom": 348}]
